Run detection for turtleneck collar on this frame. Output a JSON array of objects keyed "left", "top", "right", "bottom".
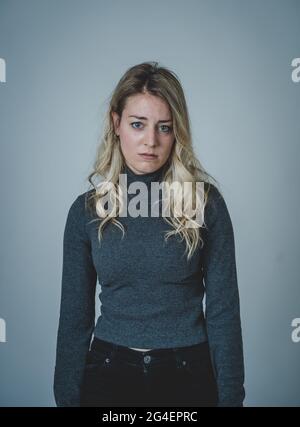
[{"left": 123, "top": 161, "right": 167, "bottom": 186}]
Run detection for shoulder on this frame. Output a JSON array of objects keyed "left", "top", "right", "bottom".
[
  {"left": 68, "top": 188, "right": 97, "bottom": 223},
  {"left": 203, "top": 182, "right": 232, "bottom": 231},
  {"left": 204, "top": 182, "right": 224, "bottom": 212}
]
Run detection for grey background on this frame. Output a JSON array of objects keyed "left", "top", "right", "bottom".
[{"left": 0, "top": 0, "right": 299, "bottom": 406}]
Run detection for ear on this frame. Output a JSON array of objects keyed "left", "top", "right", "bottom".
[{"left": 111, "top": 111, "right": 120, "bottom": 136}]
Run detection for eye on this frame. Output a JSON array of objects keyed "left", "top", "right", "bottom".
[
  {"left": 160, "top": 125, "right": 172, "bottom": 133},
  {"left": 131, "top": 121, "right": 143, "bottom": 129}
]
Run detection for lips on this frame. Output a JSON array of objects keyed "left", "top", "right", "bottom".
[{"left": 139, "top": 153, "right": 158, "bottom": 157}]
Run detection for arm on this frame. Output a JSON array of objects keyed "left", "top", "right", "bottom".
[
  {"left": 53, "top": 194, "right": 97, "bottom": 407},
  {"left": 202, "top": 184, "right": 245, "bottom": 407}
]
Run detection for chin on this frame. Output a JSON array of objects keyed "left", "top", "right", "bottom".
[{"left": 140, "top": 162, "right": 160, "bottom": 170}]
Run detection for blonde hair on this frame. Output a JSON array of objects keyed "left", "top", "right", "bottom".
[{"left": 86, "top": 61, "right": 220, "bottom": 261}]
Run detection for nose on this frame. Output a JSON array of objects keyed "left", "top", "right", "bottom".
[{"left": 144, "top": 127, "right": 158, "bottom": 147}]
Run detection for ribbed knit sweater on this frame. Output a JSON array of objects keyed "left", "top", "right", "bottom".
[{"left": 54, "top": 163, "right": 245, "bottom": 407}]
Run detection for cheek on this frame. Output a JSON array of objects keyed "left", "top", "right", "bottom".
[
  {"left": 120, "top": 132, "right": 140, "bottom": 154},
  {"left": 162, "top": 139, "right": 175, "bottom": 156},
  {"left": 120, "top": 126, "right": 141, "bottom": 146}
]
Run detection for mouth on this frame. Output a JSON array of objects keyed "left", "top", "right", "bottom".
[{"left": 139, "top": 153, "right": 158, "bottom": 160}]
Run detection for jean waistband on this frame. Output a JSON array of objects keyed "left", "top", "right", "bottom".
[{"left": 90, "top": 336, "right": 209, "bottom": 364}]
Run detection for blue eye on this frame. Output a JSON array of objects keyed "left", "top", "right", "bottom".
[
  {"left": 131, "top": 122, "right": 143, "bottom": 129},
  {"left": 160, "top": 125, "right": 172, "bottom": 133}
]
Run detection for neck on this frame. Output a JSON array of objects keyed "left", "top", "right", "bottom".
[{"left": 122, "top": 162, "right": 167, "bottom": 186}]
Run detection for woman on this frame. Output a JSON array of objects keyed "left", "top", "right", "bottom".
[{"left": 53, "top": 61, "right": 245, "bottom": 407}]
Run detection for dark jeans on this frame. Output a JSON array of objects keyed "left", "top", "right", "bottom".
[{"left": 80, "top": 337, "right": 218, "bottom": 407}]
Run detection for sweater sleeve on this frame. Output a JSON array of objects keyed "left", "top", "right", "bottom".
[
  {"left": 202, "top": 184, "right": 245, "bottom": 407},
  {"left": 53, "top": 194, "right": 97, "bottom": 407}
]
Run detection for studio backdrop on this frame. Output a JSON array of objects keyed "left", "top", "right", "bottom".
[{"left": 0, "top": 0, "right": 299, "bottom": 407}]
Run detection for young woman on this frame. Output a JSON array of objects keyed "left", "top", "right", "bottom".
[{"left": 53, "top": 61, "right": 245, "bottom": 407}]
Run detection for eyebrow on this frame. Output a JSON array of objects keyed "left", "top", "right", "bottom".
[{"left": 128, "top": 115, "right": 172, "bottom": 123}]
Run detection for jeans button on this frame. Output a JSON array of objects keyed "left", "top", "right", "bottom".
[
  {"left": 144, "top": 355, "right": 151, "bottom": 364},
  {"left": 105, "top": 358, "right": 110, "bottom": 363}
]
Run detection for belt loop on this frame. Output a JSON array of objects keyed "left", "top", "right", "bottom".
[
  {"left": 172, "top": 347, "right": 182, "bottom": 368},
  {"left": 110, "top": 341, "right": 118, "bottom": 358}
]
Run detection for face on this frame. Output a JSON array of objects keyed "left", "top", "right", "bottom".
[{"left": 111, "top": 92, "right": 175, "bottom": 174}]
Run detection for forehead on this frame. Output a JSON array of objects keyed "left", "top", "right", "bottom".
[{"left": 124, "top": 93, "right": 171, "bottom": 118}]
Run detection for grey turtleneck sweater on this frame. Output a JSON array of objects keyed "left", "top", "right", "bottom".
[{"left": 53, "top": 163, "right": 245, "bottom": 407}]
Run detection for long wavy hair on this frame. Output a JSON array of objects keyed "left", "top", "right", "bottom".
[{"left": 86, "top": 61, "right": 220, "bottom": 261}]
